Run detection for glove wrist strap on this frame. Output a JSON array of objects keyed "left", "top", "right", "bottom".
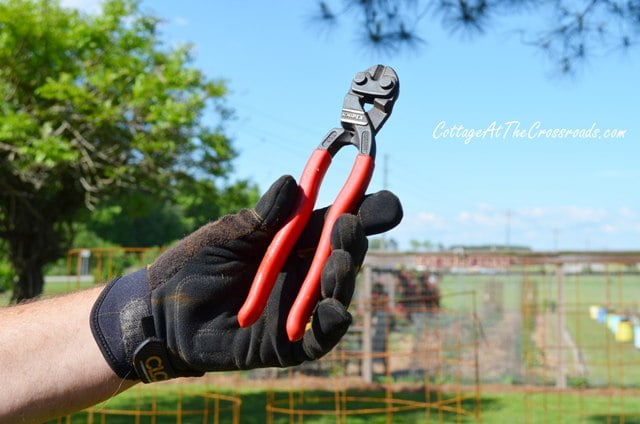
[{"left": 90, "top": 268, "right": 151, "bottom": 380}]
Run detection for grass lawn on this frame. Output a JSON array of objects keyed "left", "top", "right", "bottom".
[
  {"left": 0, "top": 279, "right": 96, "bottom": 304},
  {"left": 541, "top": 273, "right": 640, "bottom": 388},
  {"left": 564, "top": 309, "right": 640, "bottom": 387},
  {"left": 437, "top": 271, "right": 640, "bottom": 312},
  {"left": 45, "top": 385, "right": 640, "bottom": 423}
]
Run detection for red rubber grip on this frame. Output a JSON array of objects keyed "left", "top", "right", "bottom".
[
  {"left": 286, "top": 154, "right": 375, "bottom": 341},
  {"left": 237, "top": 149, "right": 332, "bottom": 327}
]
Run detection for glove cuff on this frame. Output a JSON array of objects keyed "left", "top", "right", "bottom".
[{"left": 90, "top": 268, "right": 151, "bottom": 380}]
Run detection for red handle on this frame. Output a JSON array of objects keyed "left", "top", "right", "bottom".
[
  {"left": 237, "top": 149, "right": 332, "bottom": 327},
  {"left": 286, "top": 154, "right": 375, "bottom": 341}
]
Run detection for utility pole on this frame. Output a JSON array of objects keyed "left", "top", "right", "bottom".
[
  {"left": 505, "top": 209, "right": 511, "bottom": 250},
  {"left": 381, "top": 154, "right": 389, "bottom": 251}
]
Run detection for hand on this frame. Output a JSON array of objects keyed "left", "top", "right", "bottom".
[{"left": 91, "top": 175, "right": 402, "bottom": 382}]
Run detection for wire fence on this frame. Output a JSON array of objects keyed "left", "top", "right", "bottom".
[{"left": 49, "top": 248, "right": 640, "bottom": 423}]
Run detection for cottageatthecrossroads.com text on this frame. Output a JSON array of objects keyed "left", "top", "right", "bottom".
[{"left": 432, "top": 120, "right": 627, "bottom": 144}]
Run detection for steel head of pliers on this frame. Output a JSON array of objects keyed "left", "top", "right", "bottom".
[{"left": 319, "top": 64, "right": 399, "bottom": 159}]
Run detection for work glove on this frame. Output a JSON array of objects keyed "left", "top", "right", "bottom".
[{"left": 90, "top": 175, "right": 402, "bottom": 382}]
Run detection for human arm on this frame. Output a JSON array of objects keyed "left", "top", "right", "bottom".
[{"left": 0, "top": 287, "right": 138, "bottom": 423}]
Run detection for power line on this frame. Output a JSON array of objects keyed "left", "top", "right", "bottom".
[{"left": 234, "top": 100, "right": 324, "bottom": 138}]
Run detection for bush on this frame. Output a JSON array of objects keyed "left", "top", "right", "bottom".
[{"left": 0, "top": 255, "right": 16, "bottom": 293}]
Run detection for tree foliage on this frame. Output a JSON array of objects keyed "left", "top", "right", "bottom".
[
  {"left": 369, "top": 237, "right": 399, "bottom": 251},
  {"left": 409, "top": 239, "right": 433, "bottom": 251},
  {"left": 86, "top": 179, "right": 258, "bottom": 248},
  {"left": 314, "top": 0, "right": 640, "bottom": 73},
  {"left": 0, "top": 0, "right": 252, "bottom": 301}
]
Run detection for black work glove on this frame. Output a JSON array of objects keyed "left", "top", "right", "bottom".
[{"left": 91, "top": 175, "right": 402, "bottom": 382}]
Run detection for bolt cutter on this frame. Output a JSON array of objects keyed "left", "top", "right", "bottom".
[{"left": 238, "top": 64, "right": 400, "bottom": 341}]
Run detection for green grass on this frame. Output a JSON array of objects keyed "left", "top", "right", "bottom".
[
  {"left": 564, "top": 310, "right": 640, "bottom": 387},
  {"left": 438, "top": 273, "right": 525, "bottom": 312},
  {"left": 544, "top": 273, "right": 640, "bottom": 310},
  {"left": 0, "top": 279, "right": 96, "bottom": 304},
  {"left": 49, "top": 386, "right": 476, "bottom": 424},
  {"left": 436, "top": 271, "right": 640, "bottom": 314},
  {"left": 45, "top": 386, "right": 640, "bottom": 423},
  {"left": 537, "top": 273, "right": 640, "bottom": 388}
]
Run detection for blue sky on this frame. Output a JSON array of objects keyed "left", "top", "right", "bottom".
[{"left": 65, "top": 0, "right": 639, "bottom": 251}]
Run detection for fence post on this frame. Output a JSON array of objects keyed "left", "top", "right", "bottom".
[
  {"left": 361, "top": 265, "right": 373, "bottom": 383},
  {"left": 556, "top": 262, "right": 566, "bottom": 389}
]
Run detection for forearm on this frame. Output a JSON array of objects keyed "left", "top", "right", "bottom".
[{"left": 0, "top": 286, "right": 137, "bottom": 423}]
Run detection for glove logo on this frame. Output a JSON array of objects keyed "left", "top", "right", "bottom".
[{"left": 144, "top": 355, "right": 169, "bottom": 381}]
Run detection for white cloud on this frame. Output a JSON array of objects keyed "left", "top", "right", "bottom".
[
  {"left": 516, "top": 206, "right": 609, "bottom": 225},
  {"left": 174, "top": 16, "right": 190, "bottom": 27},
  {"left": 406, "top": 211, "right": 446, "bottom": 230},
  {"left": 455, "top": 210, "right": 505, "bottom": 227},
  {"left": 620, "top": 207, "right": 636, "bottom": 219},
  {"left": 456, "top": 211, "right": 471, "bottom": 223},
  {"left": 395, "top": 203, "right": 640, "bottom": 250},
  {"left": 564, "top": 206, "right": 608, "bottom": 222},
  {"left": 518, "top": 206, "right": 546, "bottom": 218}
]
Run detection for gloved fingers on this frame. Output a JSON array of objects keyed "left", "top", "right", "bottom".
[
  {"left": 318, "top": 214, "right": 365, "bottom": 308},
  {"left": 301, "top": 298, "right": 352, "bottom": 361},
  {"left": 149, "top": 175, "right": 298, "bottom": 288},
  {"left": 330, "top": 214, "right": 368, "bottom": 270},
  {"left": 356, "top": 190, "right": 403, "bottom": 236},
  {"left": 300, "top": 214, "right": 365, "bottom": 360},
  {"left": 320, "top": 250, "right": 355, "bottom": 307},
  {"left": 295, "top": 190, "right": 403, "bottom": 255}
]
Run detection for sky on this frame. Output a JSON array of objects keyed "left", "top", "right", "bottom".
[{"left": 64, "top": 0, "right": 640, "bottom": 251}]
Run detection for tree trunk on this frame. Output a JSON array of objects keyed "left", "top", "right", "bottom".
[
  {"left": 11, "top": 262, "right": 45, "bottom": 303},
  {"left": 5, "top": 221, "right": 63, "bottom": 304},
  {"left": 2, "top": 174, "right": 71, "bottom": 304}
]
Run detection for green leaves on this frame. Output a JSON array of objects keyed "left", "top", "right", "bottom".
[
  {"left": 0, "top": 0, "right": 255, "bottom": 299},
  {"left": 19, "top": 123, "right": 78, "bottom": 166},
  {"left": 1, "top": 0, "right": 235, "bottom": 198}
]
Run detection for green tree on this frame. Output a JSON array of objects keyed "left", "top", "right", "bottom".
[
  {"left": 409, "top": 239, "right": 434, "bottom": 251},
  {"left": 0, "top": 0, "right": 248, "bottom": 301},
  {"left": 86, "top": 179, "right": 259, "bottom": 248},
  {"left": 410, "top": 239, "right": 422, "bottom": 251},
  {"left": 369, "top": 237, "right": 398, "bottom": 251}
]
